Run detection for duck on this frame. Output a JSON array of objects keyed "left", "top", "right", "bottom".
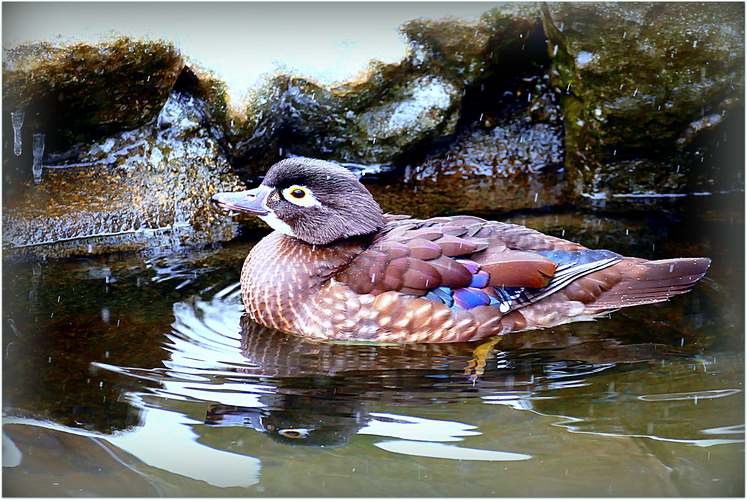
[{"left": 212, "top": 157, "right": 711, "bottom": 344}]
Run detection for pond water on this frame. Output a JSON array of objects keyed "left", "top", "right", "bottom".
[{"left": 2, "top": 193, "right": 744, "bottom": 496}]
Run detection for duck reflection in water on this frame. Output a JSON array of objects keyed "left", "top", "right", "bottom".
[
  {"left": 204, "top": 313, "right": 703, "bottom": 447},
  {"left": 206, "top": 394, "right": 368, "bottom": 447}
]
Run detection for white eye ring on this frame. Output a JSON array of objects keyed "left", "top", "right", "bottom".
[{"left": 281, "top": 185, "right": 322, "bottom": 207}]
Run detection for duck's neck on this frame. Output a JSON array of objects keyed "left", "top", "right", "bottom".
[{"left": 241, "top": 231, "right": 368, "bottom": 330}]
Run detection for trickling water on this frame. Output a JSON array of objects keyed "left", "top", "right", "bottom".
[
  {"left": 32, "top": 133, "right": 45, "bottom": 184},
  {"left": 11, "top": 110, "right": 24, "bottom": 156}
]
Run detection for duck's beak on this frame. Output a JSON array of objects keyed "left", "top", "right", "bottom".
[{"left": 212, "top": 185, "right": 272, "bottom": 216}]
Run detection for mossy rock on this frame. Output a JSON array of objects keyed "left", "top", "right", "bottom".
[
  {"left": 228, "top": 5, "right": 546, "bottom": 180},
  {"left": 3, "top": 37, "right": 184, "bottom": 144},
  {"left": 2, "top": 95, "right": 247, "bottom": 261},
  {"left": 3, "top": 37, "right": 185, "bottom": 188},
  {"left": 542, "top": 2, "right": 745, "bottom": 201}
]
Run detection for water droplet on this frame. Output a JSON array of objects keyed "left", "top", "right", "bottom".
[
  {"left": 577, "top": 51, "right": 593, "bottom": 65},
  {"left": 32, "top": 133, "right": 45, "bottom": 184},
  {"left": 7, "top": 319, "right": 20, "bottom": 337},
  {"left": 11, "top": 110, "right": 24, "bottom": 156}
]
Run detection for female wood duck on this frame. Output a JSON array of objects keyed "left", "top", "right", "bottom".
[{"left": 212, "top": 157, "right": 710, "bottom": 344}]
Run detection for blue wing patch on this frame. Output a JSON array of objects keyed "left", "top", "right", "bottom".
[{"left": 419, "top": 249, "right": 623, "bottom": 314}]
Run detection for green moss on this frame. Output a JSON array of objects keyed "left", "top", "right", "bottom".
[
  {"left": 3, "top": 37, "right": 184, "bottom": 145},
  {"left": 542, "top": 2, "right": 744, "bottom": 199}
]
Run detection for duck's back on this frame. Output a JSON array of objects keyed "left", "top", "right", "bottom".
[{"left": 241, "top": 215, "right": 710, "bottom": 343}]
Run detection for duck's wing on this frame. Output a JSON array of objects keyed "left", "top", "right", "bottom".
[{"left": 337, "top": 215, "right": 623, "bottom": 313}]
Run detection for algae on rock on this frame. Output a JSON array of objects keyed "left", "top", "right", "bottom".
[
  {"left": 541, "top": 2, "right": 744, "bottom": 202},
  {"left": 2, "top": 94, "right": 245, "bottom": 261},
  {"left": 3, "top": 5, "right": 743, "bottom": 259},
  {"left": 228, "top": 5, "right": 547, "bottom": 180},
  {"left": 3, "top": 37, "right": 184, "bottom": 186},
  {"left": 2, "top": 38, "right": 247, "bottom": 260}
]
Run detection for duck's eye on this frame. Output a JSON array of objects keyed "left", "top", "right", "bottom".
[
  {"left": 281, "top": 186, "right": 322, "bottom": 208},
  {"left": 278, "top": 428, "right": 309, "bottom": 439}
]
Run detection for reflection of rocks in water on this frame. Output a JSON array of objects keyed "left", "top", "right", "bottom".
[
  {"left": 1, "top": 245, "right": 248, "bottom": 435},
  {"left": 204, "top": 314, "right": 701, "bottom": 447}
]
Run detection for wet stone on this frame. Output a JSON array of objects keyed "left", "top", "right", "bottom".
[
  {"left": 2, "top": 37, "right": 184, "bottom": 186},
  {"left": 227, "top": 6, "right": 545, "bottom": 178},
  {"left": 411, "top": 72, "right": 564, "bottom": 182},
  {"left": 541, "top": 2, "right": 745, "bottom": 202},
  {"left": 2, "top": 7, "right": 743, "bottom": 258},
  {"left": 2, "top": 94, "right": 246, "bottom": 261},
  {"left": 353, "top": 75, "right": 461, "bottom": 162}
]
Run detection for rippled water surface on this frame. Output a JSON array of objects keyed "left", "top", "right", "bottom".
[{"left": 3, "top": 198, "right": 744, "bottom": 496}]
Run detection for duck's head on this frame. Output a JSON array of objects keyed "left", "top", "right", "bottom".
[{"left": 212, "top": 157, "right": 385, "bottom": 245}]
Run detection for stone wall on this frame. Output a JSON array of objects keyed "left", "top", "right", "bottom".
[{"left": 3, "top": 3, "right": 743, "bottom": 260}]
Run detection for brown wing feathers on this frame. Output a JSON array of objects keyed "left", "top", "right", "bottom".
[
  {"left": 340, "top": 215, "right": 710, "bottom": 324},
  {"left": 471, "top": 245, "right": 557, "bottom": 288},
  {"left": 338, "top": 216, "right": 561, "bottom": 297}
]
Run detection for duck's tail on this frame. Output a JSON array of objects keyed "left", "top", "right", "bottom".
[{"left": 582, "top": 257, "right": 711, "bottom": 312}]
